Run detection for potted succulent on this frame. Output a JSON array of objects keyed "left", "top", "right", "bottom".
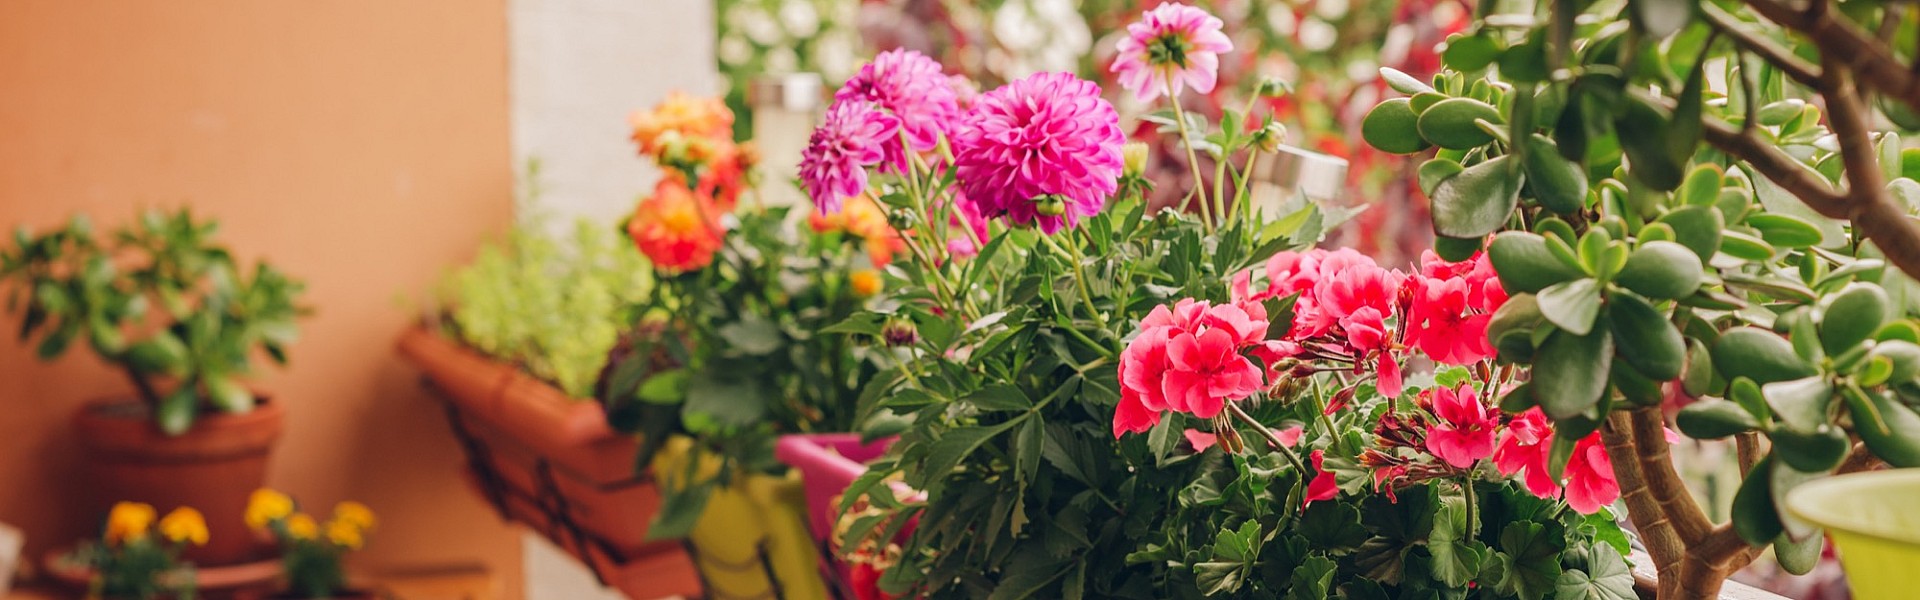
[
  {"left": 1357, "top": 0, "right": 1920, "bottom": 595},
  {"left": 1, "top": 209, "right": 306, "bottom": 566},
  {"left": 242, "top": 489, "right": 376, "bottom": 600},
  {"left": 72, "top": 502, "right": 208, "bottom": 600}
]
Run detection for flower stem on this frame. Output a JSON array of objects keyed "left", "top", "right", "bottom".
[
  {"left": 1226, "top": 399, "right": 1306, "bottom": 475},
  {"left": 1462, "top": 476, "right": 1478, "bottom": 541},
  {"left": 1040, "top": 232, "right": 1114, "bottom": 346},
  {"left": 1165, "top": 81, "right": 1216, "bottom": 232}
]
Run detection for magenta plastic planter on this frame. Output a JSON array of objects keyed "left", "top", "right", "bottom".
[{"left": 775, "top": 433, "right": 897, "bottom": 593}]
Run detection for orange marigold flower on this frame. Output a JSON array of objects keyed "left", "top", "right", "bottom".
[
  {"left": 286, "top": 513, "right": 320, "bottom": 541},
  {"left": 245, "top": 488, "right": 294, "bottom": 530},
  {"left": 696, "top": 141, "right": 756, "bottom": 213},
  {"left": 158, "top": 507, "right": 209, "bottom": 547},
  {"left": 628, "top": 179, "right": 725, "bottom": 274},
  {"left": 630, "top": 92, "right": 735, "bottom": 159},
  {"left": 105, "top": 502, "right": 156, "bottom": 545},
  {"left": 849, "top": 270, "right": 883, "bottom": 297}
]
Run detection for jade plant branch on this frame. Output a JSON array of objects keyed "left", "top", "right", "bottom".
[{"left": 1693, "top": 0, "right": 1920, "bottom": 281}]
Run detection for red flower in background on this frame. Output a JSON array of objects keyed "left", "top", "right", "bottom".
[{"left": 627, "top": 178, "right": 723, "bottom": 274}]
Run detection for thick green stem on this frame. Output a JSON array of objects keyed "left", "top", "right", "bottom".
[{"left": 1166, "top": 81, "right": 1216, "bottom": 232}]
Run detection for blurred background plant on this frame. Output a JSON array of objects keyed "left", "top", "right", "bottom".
[
  {"left": 75, "top": 501, "right": 205, "bottom": 600},
  {"left": 0, "top": 209, "right": 307, "bottom": 435},
  {"left": 433, "top": 161, "right": 653, "bottom": 399},
  {"left": 245, "top": 489, "right": 377, "bottom": 599}
]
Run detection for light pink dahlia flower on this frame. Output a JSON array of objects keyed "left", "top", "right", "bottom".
[
  {"left": 834, "top": 49, "right": 961, "bottom": 173},
  {"left": 1111, "top": 3, "right": 1234, "bottom": 102},
  {"left": 953, "top": 72, "right": 1124, "bottom": 234},
  {"left": 799, "top": 100, "right": 901, "bottom": 213}
]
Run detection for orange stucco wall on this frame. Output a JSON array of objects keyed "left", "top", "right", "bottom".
[{"left": 0, "top": 2, "right": 524, "bottom": 596}]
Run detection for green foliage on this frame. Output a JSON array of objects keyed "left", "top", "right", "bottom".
[
  {"left": 76, "top": 537, "right": 197, "bottom": 600},
  {"left": 1, "top": 208, "right": 307, "bottom": 435},
  {"left": 1365, "top": 0, "right": 1920, "bottom": 574},
  {"left": 438, "top": 217, "right": 649, "bottom": 398}
]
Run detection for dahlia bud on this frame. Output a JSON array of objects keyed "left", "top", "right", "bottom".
[
  {"left": 881, "top": 317, "right": 918, "bottom": 347},
  {"left": 1253, "top": 121, "right": 1286, "bottom": 153},
  {"left": 887, "top": 208, "right": 915, "bottom": 232},
  {"left": 1256, "top": 77, "right": 1292, "bottom": 98},
  {"left": 1031, "top": 194, "right": 1067, "bottom": 217},
  {"left": 1122, "top": 142, "right": 1149, "bottom": 178}
]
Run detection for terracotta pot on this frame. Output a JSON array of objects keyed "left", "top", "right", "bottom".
[{"left": 73, "top": 398, "right": 284, "bottom": 566}]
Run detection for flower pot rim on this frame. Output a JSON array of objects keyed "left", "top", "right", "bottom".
[{"left": 1785, "top": 469, "right": 1920, "bottom": 547}]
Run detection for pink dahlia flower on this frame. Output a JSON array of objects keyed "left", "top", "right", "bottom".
[
  {"left": 835, "top": 49, "right": 961, "bottom": 173},
  {"left": 1111, "top": 2, "right": 1234, "bottom": 102},
  {"left": 1423, "top": 384, "right": 1498, "bottom": 469},
  {"left": 954, "top": 71, "right": 1124, "bottom": 234},
  {"left": 800, "top": 101, "right": 901, "bottom": 213}
]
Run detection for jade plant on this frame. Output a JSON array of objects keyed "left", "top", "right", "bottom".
[
  {"left": 1, "top": 209, "right": 306, "bottom": 435},
  {"left": 1360, "top": 0, "right": 1920, "bottom": 596}
]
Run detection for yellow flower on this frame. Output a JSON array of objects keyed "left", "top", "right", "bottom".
[
  {"left": 285, "top": 513, "right": 319, "bottom": 540},
  {"left": 325, "top": 518, "right": 365, "bottom": 550},
  {"left": 246, "top": 488, "right": 295, "bottom": 530},
  {"left": 104, "top": 502, "right": 156, "bottom": 544},
  {"left": 158, "top": 507, "right": 209, "bottom": 546},
  {"left": 849, "top": 270, "right": 882, "bottom": 297},
  {"left": 331, "top": 501, "right": 376, "bottom": 531}
]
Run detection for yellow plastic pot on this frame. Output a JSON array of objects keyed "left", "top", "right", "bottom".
[
  {"left": 1784, "top": 469, "right": 1920, "bottom": 600},
  {"left": 654, "top": 438, "right": 829, "bottom": 600}
]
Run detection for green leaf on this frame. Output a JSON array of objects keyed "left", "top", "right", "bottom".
[
  {"left": 1299, "top": 501, "right": 1370, "bottom": 550},
  {"left": 1675, "top": 399, "right": 1760, "bottom": 439},
  {"left": 1521, "top": 134, "right": 1588, "bottom": 214},
  {"left": 1537, "top": 278, "right": 1602, "bottom": 335},
  {"left": 1771, "top": 424, "right": 1850, "bottom": 472},
  {"left": 1535, "top": 328, "right": 1614, "bottom": 420},
  {"left": 1418, "top": 158, "right": 1466, "bottom": 198},
  {"left": 914, "top": 419, "right": 1021, "bottom": 488},
  {"left": 1613, "top": 241, "right": 1704, "bottom": 300},
  {"left": 1731, "top": 454, "right": 1785, "bottom": 544},
  {"left": 1606, "top": 291, "right": 1684, "bottom": 381},
  {"left": 1618, "top": 96, "right": 1684, "bottom": 191},
  {"left": 157, "top": 386, "right": 198, "bottom": 436},
  {"left": 716, "top": 317, "right": 782, "bottom": 355},
  {"left": 1016, "top": 416, "right": 1044, "bottom": 484},
  {"left": 204, "top": 374, "right": 253, "bottom": 413},
  {"left": 1553, "top": 545, "right": 1637, "bottom": 600},
  {"left": 1773, "top": 530, "right": 1824, "bottom": 576},
  {"left": 1747, "top": 214, "right": 1825, "bottom": 248},
  {"left": 1652, "top": 205, "right": 1725, "bottom": 261},
  {"left": 1821, "top": 283, "right": 1890, "bottom": 355},
  {"left": 1443, "top": 34, "right": 1502, "bottom": 71},
  {"left": 965, "top": 383, "right": 1033, "bottom": 412},
  {"left": 126, "top": 331, "right": 190, "bottom": 376},
  {"left": 1488, "top": 232, "right": 1587, "bottom": 294},
  {"left": 681, "top": 369, "right": 768, "bottom": 428},
  {"left": 1432, "top": 156, "right": 1524, "bottom": 238},
  {"left": 1714, "top": 327, "right": 1818, "bottom": 385},
  {"left": 1382, "top": 67, "right": 1436, "bottom": 95},
  {"left": 636, "top": 368, "right": 690, "bottom": 404},
  {"left": 1418, "top": 98, "right": 1504, "bottom": 149},
  {"left": 821, "top": 312, "right": 886, "bottom": 336},
  {"left": 1363, "top": 98, "right": 1431, "bottom": 154},
  {"left": 1842, "top": 385, "right": 1920, "bottom": 468},
  {"left": 1496, "top": 522, "right": 1563, "bottom": 600}
]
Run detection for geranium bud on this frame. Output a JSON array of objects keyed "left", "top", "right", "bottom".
[
  {"left": 881, "top": 317, "right": 918, "bottom": 347},
  {"left": 1031, "top": 194, "right": 1068, "bottom": 217},
  {"left": 1122, "top": 142, "right": 1149, "bottom": 178}
]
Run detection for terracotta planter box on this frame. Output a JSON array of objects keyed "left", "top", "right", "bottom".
[{"left": 395, "top": 328, "right": 700, "bottom": 599}]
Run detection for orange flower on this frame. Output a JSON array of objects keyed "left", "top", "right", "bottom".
[
  {"left": 841, "top": 194, "right": 906, "bottom": 268},
  {"left": 158, "top": 507, "right": 209, "bottom": 546},
  {"left": 628, "top": 178, "right": 725, "bottom": 274},
  {"left": 849, "top": 270, "right": 883, "bottom": 297},
  {"left": 695, "top": 141, "right": 757, "bottom": 213},
  {"left": 630, "top": 92, "right": 735, "bottom": 159},
  {"left": 105, "top": 502, "right": 156, "bottom": 545}
]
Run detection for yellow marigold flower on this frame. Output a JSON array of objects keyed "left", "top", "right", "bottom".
[
  {"left": 245, "top": 488, "right": 295, "bottom": 530},
  {"left": 331, "top": 501, "right": 377, "bottom": 531},
  {"left": 104, "top": 502, "right": 156, "bottom": 544},
  {"left": 158, "top": 507, "right": 209, "bottom": 546},
  {"left": 285, "top": 513, "right": 319, "bottom": 541},
  {"left": 325, "top": 518, "right": 365, "bottom": 550},
  {"left": 849, "top": 270, "right": 882, "bottom": 297}
]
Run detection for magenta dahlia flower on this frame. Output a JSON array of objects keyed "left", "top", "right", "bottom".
[
  {"left": 953, "top": 72, "right": 1124, "bottom": 233},
  {"left": 834, "top": 49, "right": 961, "bottom": 173},
  {"left": 799, "top": 100, "right": 901, "bottom": 213},
  {"left": 1111, "top": 2, "right": 1234, "bottom": 102}
]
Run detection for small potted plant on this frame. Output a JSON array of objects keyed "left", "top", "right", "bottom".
[
  {"left": 0, "top": 209, "right": 307, "bottom": 566},
  {"left": 79, "top": 502, "right": 207, "bottom": 599},
  {"left": 244, "top": 489, "right": 376, "bottom": 600}
]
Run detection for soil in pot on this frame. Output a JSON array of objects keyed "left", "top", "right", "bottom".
[{"left": 74, "top": 397, "right": 285, "bottom": 566}]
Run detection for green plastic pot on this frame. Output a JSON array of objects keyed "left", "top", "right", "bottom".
[{"left": 1784, "top": 469, "right": 1920, "bottom": 600}]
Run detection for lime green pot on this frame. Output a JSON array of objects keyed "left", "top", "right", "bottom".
[{"left": 1785, "top": 469, "right": 1920, "bottom": 600}]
